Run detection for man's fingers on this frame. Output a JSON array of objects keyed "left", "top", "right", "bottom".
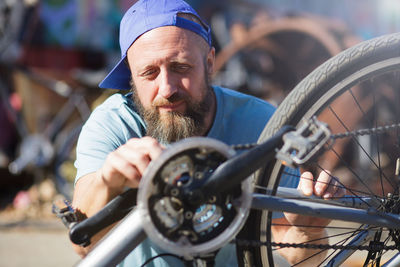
[
  {"left": 120, "top": 137, "right": 165, "bottom": 175},
  {"left": 319, "top": 173, "right": 345, "bottom": 200},
  {"left": 137, "top": 136, "right": 165, "bottom": 159},
  {"left": 315, "top": 170, "right": 331, "bottom": 197},
  {"left": 102, "top": 152, "right": 141, "bottom": 187},
  {"left": 117, "top": 145, "right": 151, "bottom": 175},
  {"left": 299, "top": 171, "right": 314, "bottom": 196},
  {"left": 100, "top": 137, "right": 165, "bottom": 190},
  {"left": 300, "top": 170, "right": 344, "bottom": 199}
]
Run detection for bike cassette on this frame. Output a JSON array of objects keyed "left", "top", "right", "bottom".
[{"left": 137, "top": 137, "right": 252, "bottom": 259}]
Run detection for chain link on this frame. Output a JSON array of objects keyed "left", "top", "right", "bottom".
[{"left": 331, "top": 123, "right": 400, "bottom": 140}]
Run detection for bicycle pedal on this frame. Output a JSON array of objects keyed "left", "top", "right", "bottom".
[
  {"left": 52, "top": 199, "right": 78, "bottom": 229},
  {"left": 276, "top": 117, "right": 332, "bottom": 167}
]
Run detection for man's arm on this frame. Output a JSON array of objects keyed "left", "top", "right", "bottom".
[
  {"left": 272, "top": 170, "right": 345, "bottom": 266},
  {"left": 71, "top": 137, "right": 164, "bottom": 257}
]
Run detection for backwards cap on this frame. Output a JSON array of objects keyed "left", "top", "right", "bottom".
[{"left": 99, "top": 0, "right": 212, "bottom": 90}]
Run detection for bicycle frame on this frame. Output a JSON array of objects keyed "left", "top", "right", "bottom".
[
  {"left": 74, "top": 118, "right": 400, "bottom": 267},
  {"left": 77, "top": 186, "right": 400, "bottom": 267}
]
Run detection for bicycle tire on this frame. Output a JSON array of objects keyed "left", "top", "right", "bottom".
[{"left": 240, "top": 32, "right": 400, "bottom": 266}]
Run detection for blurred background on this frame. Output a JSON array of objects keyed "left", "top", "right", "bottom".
[{"left": 1, "top": 0, "right": 400, "bottom": 266}]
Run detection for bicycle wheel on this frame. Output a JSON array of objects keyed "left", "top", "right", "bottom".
[{"left": 239, "top": 32, "right": 400, "bottom": 266}]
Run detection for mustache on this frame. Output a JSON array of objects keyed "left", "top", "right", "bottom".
[{"left": 152, "top": 93, "right": 187, "bottom": 107}]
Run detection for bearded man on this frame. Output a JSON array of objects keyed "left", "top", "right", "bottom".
[{"left": 72, "top": 0, "right": 343, "bottom": 266}]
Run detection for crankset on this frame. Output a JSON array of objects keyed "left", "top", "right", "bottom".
[{"left": 137, "top": 137, "right": 253, "bottom": 259}]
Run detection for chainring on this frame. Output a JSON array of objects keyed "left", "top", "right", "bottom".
[{"left": 137, "top": 137, "right": 253, "bottom": 259}]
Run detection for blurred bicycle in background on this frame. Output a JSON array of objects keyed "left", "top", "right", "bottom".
[
  {"left": 210, "top": 0, "right": 361, "bottom": 105},
  {"left": 0, "top": 0, "right": 109, "bottom": 200}
]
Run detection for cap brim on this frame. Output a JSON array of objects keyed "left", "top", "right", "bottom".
[{"left": 99, "top": 56, "right": 131, "bottom": 90}]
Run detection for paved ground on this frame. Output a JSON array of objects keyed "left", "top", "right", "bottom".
[
  {"left": 0, "top": 170, "right": 81, "bottom": 266},
  {"left": 0, "top": 219, "right": 80, "bottom": 267}
]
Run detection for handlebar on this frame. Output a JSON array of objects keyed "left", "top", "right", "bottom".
[{"left": 68, "top": 189, "right": 137, "bottom": 246}]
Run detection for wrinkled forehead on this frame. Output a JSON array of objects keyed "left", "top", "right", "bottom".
[{"left": 128, "top": 26, "right": 206, "bottom": 66}]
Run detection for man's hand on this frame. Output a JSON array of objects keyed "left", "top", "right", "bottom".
[
  {"left": 273, "top": 170, "right": 346, "bottom": 266},
  {"left": 284, "top": 170, "right": 346, "bottom": 232},
  {"left": 99, "top": 136, "right": 164, "bottom": 192},
  {"left": 72, "top": 136, "right": 164, "bottom": 257}
]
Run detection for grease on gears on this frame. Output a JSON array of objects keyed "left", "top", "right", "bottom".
[{"left": 137, "top": 137, "right": 253, "bottom": 259}]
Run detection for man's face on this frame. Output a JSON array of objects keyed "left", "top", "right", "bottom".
[{"left": 127, "top": 26, "right": 215, "bottom": 143}]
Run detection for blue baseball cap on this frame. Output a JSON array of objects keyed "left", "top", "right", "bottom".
[{"left": 99, "top": 0, "right": 212, "bottom": 90}]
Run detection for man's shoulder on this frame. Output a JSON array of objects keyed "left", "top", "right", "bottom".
[
  {"left": 84, "top": 92, "right": 145, "bottom": 133},
  {"left": 214, "top": 86, "right": 275, "bottom": 112},
  {"left": 89, "top": 92, "right": 142, "bottom": 122},
  {"left": 94, "top": 92, "right": 135, "bottom": 112},
  {"left": 208, "top": 86, "right": 276, "bottom": 144}
]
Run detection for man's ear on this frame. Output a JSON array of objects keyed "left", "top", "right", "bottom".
[{"left": 206, "top": 47, "right": 216, "bottom": 77}]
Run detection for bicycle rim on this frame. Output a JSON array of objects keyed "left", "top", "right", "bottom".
[{"left": 242, "top": 32, "right": 400, "bottom": 267}]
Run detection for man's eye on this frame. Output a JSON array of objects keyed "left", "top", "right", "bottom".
[
  {"left": 142, "top": 69, "right": 157, "bottom": 77},
  {"left": 173, "top": 64, "right": 190, "bottom": 73}
]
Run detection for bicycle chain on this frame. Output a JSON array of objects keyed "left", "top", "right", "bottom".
[
  {"left": 234, "top": 239, "right": 398, "bottom": 252},
  {"left": 230, "top": 123, "right": 400, "bottom": 251},
  {"left": 331, "top": 122, "right": 400, "bottom": 140},
  {"left": 231, "top": 122, "right": 400, "bottom": 150}
]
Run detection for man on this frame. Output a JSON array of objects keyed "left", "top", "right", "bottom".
[{"left": 72, "top": 0, "right": 344, "bottom": 266}]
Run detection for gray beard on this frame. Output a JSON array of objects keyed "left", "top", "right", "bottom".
[{"left": 132, "top": 86, "right": 213, "bottom": 144}]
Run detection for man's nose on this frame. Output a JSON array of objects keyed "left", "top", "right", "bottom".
[{"left": 158, "top": 71, "right": 178, "bottom": 99}]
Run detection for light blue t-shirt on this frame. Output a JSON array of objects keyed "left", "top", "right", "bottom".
[{"left": 75, "top": 86, "right": 298, "bottom": 266}]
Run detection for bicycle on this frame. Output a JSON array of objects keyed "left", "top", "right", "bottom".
[
  {"left": 0, "top": 0, "right": 109, "bottom": 200},
  {"left": 0, "top": 66, "right": 95, "bottom": 200},
  {"left": 55, "top": 32, "right": 400, "bottom": 266}
]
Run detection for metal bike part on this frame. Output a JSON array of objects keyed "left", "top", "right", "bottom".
[
  {"left": 137, "top": 137, "right": 253, "bottom": 259},
  {"left": 52, "top": 199, "right": 78, "bottom": 229},
  {"left": 69, "top": 189, "right": 137, "bottom": 247},
  {"left": 201, "top": 125, "right": 294, "bottom": 198},
  {"left": 251, "top": 194, "right": 400, "bottom": 229},
  {"left": 272, "top": 186, "right": 381, "bottom": 209},
  {"left": 276, "top": 116, "right": 332, "bottom": 167},
  {"left": 384, "top": 253, "right": 400, "bottom": 267},
  {"left": 77, "top": 209, "right": 146, "bottom": 267},
  {"left": 326, "top": 228, "right": 377, "bottom": 266}
]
